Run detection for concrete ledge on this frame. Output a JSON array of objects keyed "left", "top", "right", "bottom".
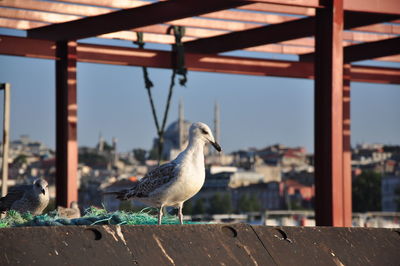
[{"left": 0, "top": 224, "right": 399, "bottom": 265}]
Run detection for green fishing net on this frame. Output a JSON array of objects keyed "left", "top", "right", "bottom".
[{"left": 0, "top": 207, "right": 202, "bottom": 228}]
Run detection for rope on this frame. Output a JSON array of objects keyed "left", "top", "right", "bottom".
[
  {"left": 133, "top": 27, "right": 187, "bottom": 164},
  {"left": 157, "top": 69, "right": 177, "bottom": 160},
  {"left": 167, "top": 26, "right": 187, "bottom": 86}
]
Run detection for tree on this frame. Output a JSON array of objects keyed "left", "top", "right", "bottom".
[
  {"left": 352, "top": 171, "right": 381, "bottom": 212},
  {"left": 237, "top": 193, "right": 261, "bottom": 213},
  {"left": 191, "top": 198, "right": 206, "bottom": 215},
  {"left": 79, "top": 152, "right": 108, "bottom": 168},
  {"left": 208, "top": 193, "right": 232, "bottom": 214},
  {"left": 395, "top": 185, "right": 400, "bottom": 211},
  {"left": 133, "top": 148, "right": 147, "bottom": 164},
  {"left": 183, "top": 199, "right": 193, "bottom": 214},
  {"left": 12, "top": 154, "right": 27, "bottom": 168},
  {"left": 147, "top": 147, "right": 159, "bottom": 160},
  {"left": 249, "top": 194, "right": 261, "bottom": 212}
]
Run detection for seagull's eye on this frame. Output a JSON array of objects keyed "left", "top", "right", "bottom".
[{"left": 201, "top": 129, "right": 208, "bottom": 135}]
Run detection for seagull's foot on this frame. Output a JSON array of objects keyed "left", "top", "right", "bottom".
[{"left": 158, "top": 207, "right": 164, "bottom": 225}]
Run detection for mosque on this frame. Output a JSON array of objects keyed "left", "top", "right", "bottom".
[{"left": 152, "top": 99, "right": 221, "bottom": 160}]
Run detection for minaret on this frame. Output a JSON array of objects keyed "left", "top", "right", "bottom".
[
  {"left": 214, "top": 101, "right": 220, "bottom": 147},
  {"left": 112, "top": 137, "right": 118, "bottom": 165},
  {"left": 178, "top": 98, "right": 185, "bottom": 150},
  {"left": 98, "top": 132, "right": 104, "bottom": 153}
]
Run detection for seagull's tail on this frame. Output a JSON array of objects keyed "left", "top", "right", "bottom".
[{"left": 102, "top": 190, "right": 129, "bottom": 200}]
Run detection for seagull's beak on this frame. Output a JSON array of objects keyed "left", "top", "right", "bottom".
[
  {"left": 210, "top": 141, "right": 222, "bottom": 152},
  {"left": 41, "top": 189, "right": 46, "bottom": 195}
]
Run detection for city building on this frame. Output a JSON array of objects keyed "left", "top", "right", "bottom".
[{"left": 382, "top": 175, "right": 400, "bottom": 212}]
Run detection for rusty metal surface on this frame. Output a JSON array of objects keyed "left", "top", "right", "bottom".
[
  {"left": 0, "top": 224, "right": 275, "bottom": 265},
  {"left": 0, "top": 225, "right": 399, "bottom": 266},
  {"left": 253, "top": 226, "right": 400, "bottom": 266}
]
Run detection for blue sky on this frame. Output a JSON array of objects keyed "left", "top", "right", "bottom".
[{"left": 0, "top": 31, "right": 399, "bottom": 154}]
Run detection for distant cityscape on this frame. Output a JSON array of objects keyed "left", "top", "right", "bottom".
[
  {"left": 0, "top": 101, "right": 399, "bottom": 226},
  {"left": 1, "top": 132, "right": 399, "bottom": 211}
]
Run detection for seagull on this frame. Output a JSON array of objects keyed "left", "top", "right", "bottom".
[
  {"left": 0, "top": 178, "right": 49, "bottom": 215},
  {"left": 57, "top": 201, "right": 81, "bottom": 219},
  {"left": 106, "top": 122, "right": 221, "bottom": 225}
]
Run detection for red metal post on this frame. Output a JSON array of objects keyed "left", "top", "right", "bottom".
[
  {"left": 343, "top": 64, "right": 352, "bottom": 227},
  {"left": 314, "top": 0, "right": 345, "bottom": 226},
  {"left": 55, "top": 40, "right": 78, "bottom": 207}
]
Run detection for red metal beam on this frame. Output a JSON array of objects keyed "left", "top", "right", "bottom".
[
  {"left": 184, "top": 12, "right": 398, "bottom": 54},
  {"left": 55, "top": 41, "right": 78, "bottom": 208},
  {"left": 314, "top": 0, "right": 347, "bottom": 226},
  {"left": 185, "top": 17, "right": 314, "bottom": 54},
  {"left": 343, "top": 64, "right": 352, "bottom": 227},
  {"left": 236, "top": 0, "right": 323, "bottom": 8},
  {"left": 27, "top": 0, "right": 248, "bottom": 41},
  {"left": 300, "top": 36, "right": 400, "bottom": 63},
  {"left": 0, "top": 35, "right": 399, "bottom": 84},
  {"left": 344, "top": 0, "right": 400, "bottom": 15},
  {"left": 350, "top": 65, "right": 400, "bottom": 84},
  {"left": 344, "top": 37, "right": 400, "bottom": 63},
  {"left": 243, "top": 0, "right": 400, "bottom": 15},
  {"left": 245, "top": 0, "right": 400, "bottom": 14},
  {"left": 240, "top": 2, "right": 315, "bottom": 16},
  {"left": 18, "top": 0, "right": 400, "bottom": 15},
  {"left": 5, "top": 0, "right": 397, "bottom": 36}
]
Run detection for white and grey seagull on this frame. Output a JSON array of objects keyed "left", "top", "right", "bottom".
[
  {"left": 106, "top": 122, "right": 221, "bottom": 225},
  {"left": 0, "top": 178, "right": 49, "bottom": 215}
]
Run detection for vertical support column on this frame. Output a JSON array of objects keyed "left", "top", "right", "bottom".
[
  {"left": 314, "top": 0, "right": 345, "bottom": 226},
  {"left": 1, "top": 83, "right": 10, "bottom": 197},
  {"left": 343, "top": 64, "right": 352, "bottom": 226},
  {"left": 55, "top": 41, "right": 78, "bottom": 207}
]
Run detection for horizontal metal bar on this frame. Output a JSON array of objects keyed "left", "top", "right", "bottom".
[
  {"left": 184, "top": 11, "right": 398, "bottom": 54},
  {"left": 344, "top": 36, "right": 400, "bottom": 63},
  {"left": 27, "top": 0, "right": 248, "bottom": 41},
  {"left": 184, "top": 17, "right": 315, "bottom": 54},
  {"left": 0, "top": 35, "right": 399, "bottom": 84},
  {"left": 300, "top": 36, "right": 400, "bottom": 63}
]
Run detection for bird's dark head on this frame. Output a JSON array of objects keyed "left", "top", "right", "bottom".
[{"left": 34, "top": 178, "right": 48, "bottom": 195}]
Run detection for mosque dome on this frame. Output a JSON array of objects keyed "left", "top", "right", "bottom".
[
  {"left": 163, "top": 119, "right": 191, "bottom": 149},
  {"left": 151, "top": 100, "right": 220, "bottom": 160}
]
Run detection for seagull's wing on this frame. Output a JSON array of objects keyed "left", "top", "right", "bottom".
[
  {"left": 125, "top": 162, "right": 179, "bottom": 199},
  {"left": 0, "top": 185, "right": 30, "bottom": 213}
]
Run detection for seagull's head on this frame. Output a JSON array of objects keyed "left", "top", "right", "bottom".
[
  {"left": 34, "top": 178, "right": 48, "bottom": 196},
  {"left": 70, "top": 201, "right": 79, "bottom": 209},
  {"left": 189, "top": 122, "right": 222, "bottom": 152}
]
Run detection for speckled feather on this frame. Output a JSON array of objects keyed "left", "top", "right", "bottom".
[{"left": 121, "top": 162, "right": 178, "bottom": 199}]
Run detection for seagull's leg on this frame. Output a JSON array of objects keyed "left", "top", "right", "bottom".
[
  {"left": 178, "top": 203, "right": 184, "bottom": 225},
  {"left": 158, "top": 206, "right": 163, "bottom": 225}
]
